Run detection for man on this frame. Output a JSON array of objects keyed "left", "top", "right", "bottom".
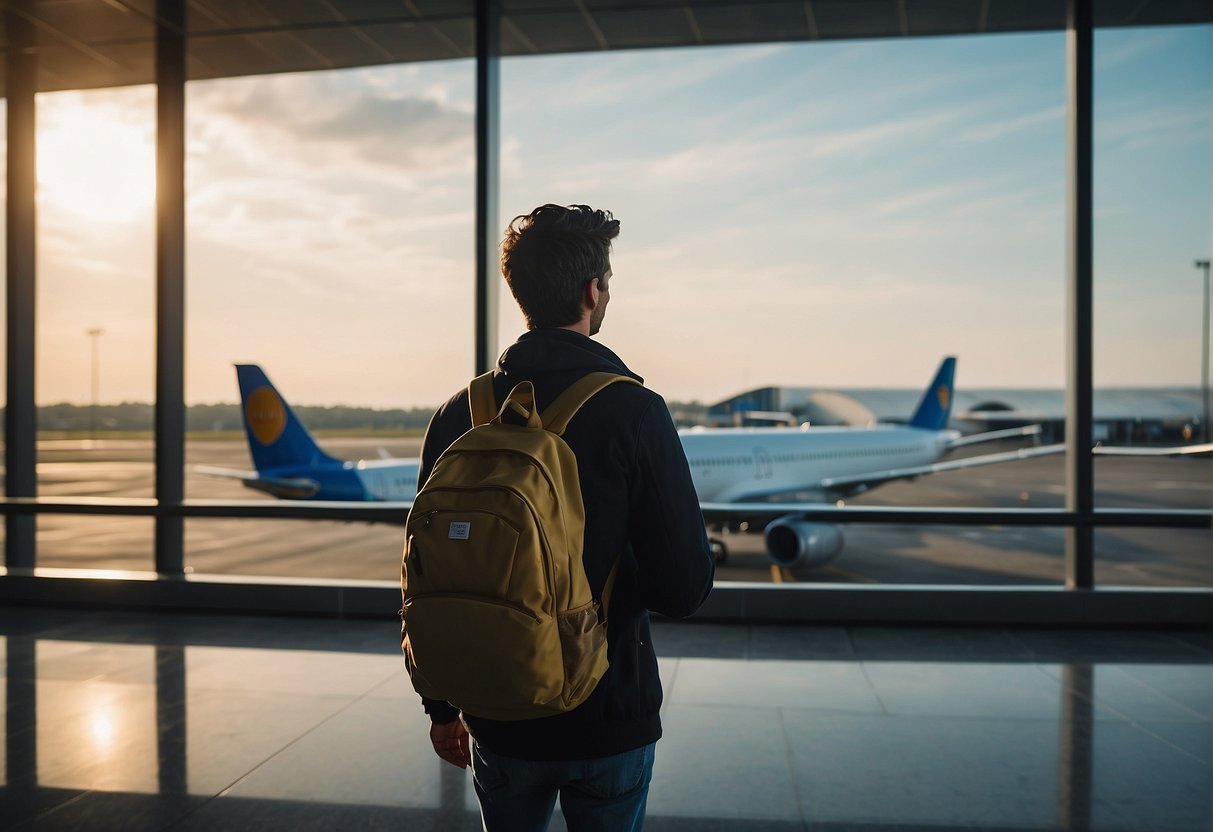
[{"left": 413, "top": 203, "right": 714, "bottom": 831}]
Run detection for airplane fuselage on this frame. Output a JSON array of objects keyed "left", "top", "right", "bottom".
[
  {"left": 679, "top": 424, "right": 957, "bottom": 502},
  {"left": 256, "top": 424, "right": 959, "bottom": 505}
]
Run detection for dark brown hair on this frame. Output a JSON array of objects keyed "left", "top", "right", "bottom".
[{"left": 500, "top": 204, "right": 620, "bottom": 329}]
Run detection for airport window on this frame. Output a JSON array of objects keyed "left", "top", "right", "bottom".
[
  {"left": 34, "top": 29, "right": 158, "bottom": 569},
  {"left": 0, "top": 3, "right": 1208, "bottom": 613},
  {"left": 182, "top": 58, "right": 476, "bottom": 581},
  {"left": 501, "top": 22, "right": 1081, "bottom": 586},
  {"left": 1090, "top": 22, "right": 1212, "bottom": 587}
]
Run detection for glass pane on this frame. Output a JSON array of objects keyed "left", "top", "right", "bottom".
[
  {"left": 36, "top": 516, "right": 154, "bottom": 573},
  {"left": 184, "top": 58, "right": 475, "bottom": 580},
  {"left": 1093, "top": 25, "right": 1211, "bottom": 466},
  {"left": 35, "top": 82, "right": 157, "bottom": 498},
  {"left": 502, "top": 33, "right": 1067, "bottom": 585},
  {"left": 1092, "top": 22, "right": 1211, "bottom": 588},
  {"left": 184, "top": 517, "right": 403, "bottom": 581},
  {"left": 1093, "top": 528, "right": 1212, "bottom": 587},
  {"left": 718, "top": 523, "right": 1064, "bottom": 586}
]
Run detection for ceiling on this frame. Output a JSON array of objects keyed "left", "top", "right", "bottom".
[{"left": 0, "top": 0, "right": 1208, "bottom": 94}]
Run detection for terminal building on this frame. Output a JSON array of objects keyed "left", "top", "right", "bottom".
[{"left": 708, "top": 385, "right": 1207, "bottom": 444}]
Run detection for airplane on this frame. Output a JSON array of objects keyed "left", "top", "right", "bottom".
[
  {"left": 685, "top": 356, "right": 1051, "bottom": 567},
  {"left": 197, "top": 364, "right": 422, "bottom": 502},
  {"left": 204, "top": 361, "right": 1209, "bottom": 571}
]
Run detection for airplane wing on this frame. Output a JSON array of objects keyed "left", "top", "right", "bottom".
[
  {"left": 947, "top": 424, "right": 1042, "bottom": 449},
  {"left": 196, "top": 465, "right": 321, "bottom": 499},
  {"left": 700, "top": 440, "right": 1211, "bottom": 519},
  {"left": 817, "top": 443, "right": 1065, "bottom": 493},
  {"left": 1093, "top": 443, "right": 1213, "bottom": 456},
  {"left": 196, "top": 464, "right": 259, "bottom": 481}
]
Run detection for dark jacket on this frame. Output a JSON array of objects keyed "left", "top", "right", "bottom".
[{"left": 416, "top": 328, "right": 714, "bottom": 760}]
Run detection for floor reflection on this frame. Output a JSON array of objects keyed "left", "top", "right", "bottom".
[
  {"left": 0, "top": 610, "right": 1209, "bottom": 831},
  {"left": 1059, "top": 664, "right": 1093, "bottom": 832}
]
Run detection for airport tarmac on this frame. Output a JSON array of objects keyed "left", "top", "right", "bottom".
[{"left": 21, "top": 437, "right": 1213, "bottom": 587}]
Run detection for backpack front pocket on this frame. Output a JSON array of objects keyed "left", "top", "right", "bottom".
[{"left": 404, "top": 593, "right": 563, "bottom": 715}]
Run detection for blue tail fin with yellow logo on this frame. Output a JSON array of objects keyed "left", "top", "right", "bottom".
[
  {"left": 236, "top": 364, "right": 340, "bottom": 473},
  {"left": 908, "top": 357, "right": 956, "bottom": 431}
]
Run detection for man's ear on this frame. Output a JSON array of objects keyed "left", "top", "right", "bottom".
[{"left": 583, "top": 277, "right": 600, "bottom": 310}]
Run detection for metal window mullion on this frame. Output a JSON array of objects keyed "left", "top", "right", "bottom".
[
  {"left": 475, "top": 0, "right": 501, "bottom": 375},
  {"left": 1065, "top": 0, "right": 1094, "bottom": 590},
  {"left": 155, "top": 0, "right": 187, "bottom": 574},
  {"left": 5, "top": 8, "right": 37, "bottom": 570}
]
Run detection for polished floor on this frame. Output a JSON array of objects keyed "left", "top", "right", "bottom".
[{"left": 0, "top": 607, "right": 1209, "bottom": 831}]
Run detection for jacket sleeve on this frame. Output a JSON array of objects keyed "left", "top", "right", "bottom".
[{"left": 628, "top": 396, "right": 715, "bottom": 618}]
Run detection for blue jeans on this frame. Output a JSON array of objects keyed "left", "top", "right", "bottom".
[{"left": 470, "top": 740, "right": 656, "bottom": 832}]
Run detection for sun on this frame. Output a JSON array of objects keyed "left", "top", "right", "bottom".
[{"left": 36, "top": 87, "right": 157, "bottom": 225}]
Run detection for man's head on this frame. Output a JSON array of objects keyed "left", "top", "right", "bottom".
[{"left": 500, "top": 204, "right": 619, "bottom": 333}]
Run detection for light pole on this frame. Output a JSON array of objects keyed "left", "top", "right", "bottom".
[
  {"left": 1197, "top": 260, "right": 1210, "bottom": 444},
  {"left": 87, "top": 328, "right": 103, "bottom": 442}
]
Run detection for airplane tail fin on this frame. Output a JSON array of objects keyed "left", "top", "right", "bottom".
[
  {"left": 235, "top": 364, "right": 339, "bottom": 473},
  {"left": 908, "top": 357, "right": 957, "bottom": 431}
]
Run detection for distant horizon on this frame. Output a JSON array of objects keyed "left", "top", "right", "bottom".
[{"left": 26, "top": 382, "right": 1208, "bottom": 412}]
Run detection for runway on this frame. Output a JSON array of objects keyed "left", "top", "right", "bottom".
[{"left": 25, "top": 437, "right": 1213, "bottom": 587}]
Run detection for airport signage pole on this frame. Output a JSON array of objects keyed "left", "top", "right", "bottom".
[
  {"left": 474, "top": 0, "right": 501, "bottom": 375},
  {"left": 88, "top": 328, "right": 103, "bottom": 442},
  {"left": 5, "top": 8, "right": 38, "bottom": 570},
  {"left": 1064, "top": 0, "right": 1095, "bottom": 590},
  {"left": 155, "top": 0, "right": 187, "bottom": 576},
  {"left": 1197, "top": 259, "right": 1211, "bottom": 444}
]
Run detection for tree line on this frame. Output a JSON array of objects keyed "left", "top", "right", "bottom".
[{"left": 20, "top": 400, "right": 709, "bottom": 433}]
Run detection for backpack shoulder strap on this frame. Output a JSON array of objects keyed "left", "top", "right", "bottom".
[
  {"left": 541, "top": 372, "right": 641, "bottom": 436},
  {"left": 468, "top": 371, "right": 498, "bottom": 427}
]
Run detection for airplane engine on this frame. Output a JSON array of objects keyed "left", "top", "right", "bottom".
[{"left": 763, "top": 517, "right": 844, "bottom": 568}]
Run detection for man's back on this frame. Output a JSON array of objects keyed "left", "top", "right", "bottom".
[{"left": 417, "top": 328, "right": 713, "bottom": 759}]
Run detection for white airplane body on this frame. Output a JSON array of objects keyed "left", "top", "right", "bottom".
[
  {"left": 683, "top": 424, "right": 952, "bottom": 503},
  {"left": 204, "top": 360, "right": 1207, "bottom": 570}
]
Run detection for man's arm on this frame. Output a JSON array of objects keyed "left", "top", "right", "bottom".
[
  {"left": 412, "top": 393, "right": 473, "bottom": 730},
  {"left": 628, "top": 396, "right": 715, "bottom": 618}
]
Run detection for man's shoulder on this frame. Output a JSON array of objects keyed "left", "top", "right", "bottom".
[
  {"left": 425, "top": 385, "right": 473, "bottom": 440},
  {"left": 592, "top": 376, "right": 663, "bottom": 409}
]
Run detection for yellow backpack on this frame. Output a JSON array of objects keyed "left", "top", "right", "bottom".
[{"left": 401, "top": 371, "right": 639, "bottom": 720}]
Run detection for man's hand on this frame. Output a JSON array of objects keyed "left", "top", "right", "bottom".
[{"left": 429, "top": 717, "right": 471, "bottom": 769}]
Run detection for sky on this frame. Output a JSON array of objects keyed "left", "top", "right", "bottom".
[{"left": 9, "top": 23, "right": 1211, "bottom": 409}]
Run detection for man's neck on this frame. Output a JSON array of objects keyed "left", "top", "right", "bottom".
[{"left": 556, "top": 320, "right": 592, "bottom": 337}]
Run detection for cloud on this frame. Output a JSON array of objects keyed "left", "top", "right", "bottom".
[
  {"left": 1095, "top": 29, "right": 1182, "bottom": 72},
  {"left": 307, "top": 95, "right": 473, "bottom": 168},
  {"left": 1096, "top": 104, "right": 1210, "bottom": 153},
  {"left": 804, "top": 111, "right": 954, "bottom": 159},
  {"left": 189, "top": 71, "right": 474, "bottom": 177},
  {"left": 505, "top": 42, "right": 792, "bottom": 110},
  {"left": 960, "top": 106, "right": 1063, "bottom": 143}
]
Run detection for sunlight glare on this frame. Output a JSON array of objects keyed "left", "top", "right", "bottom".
[
  {"left": 36, "top": 89, "right": 156, "bottom": 224},
  {"left": 90, "top": 704, "right": 116, "bottom": 750}
]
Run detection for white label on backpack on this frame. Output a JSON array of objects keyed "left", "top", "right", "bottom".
[{"left": 448, "top": 521, "right": 471, "bottom": 540}]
